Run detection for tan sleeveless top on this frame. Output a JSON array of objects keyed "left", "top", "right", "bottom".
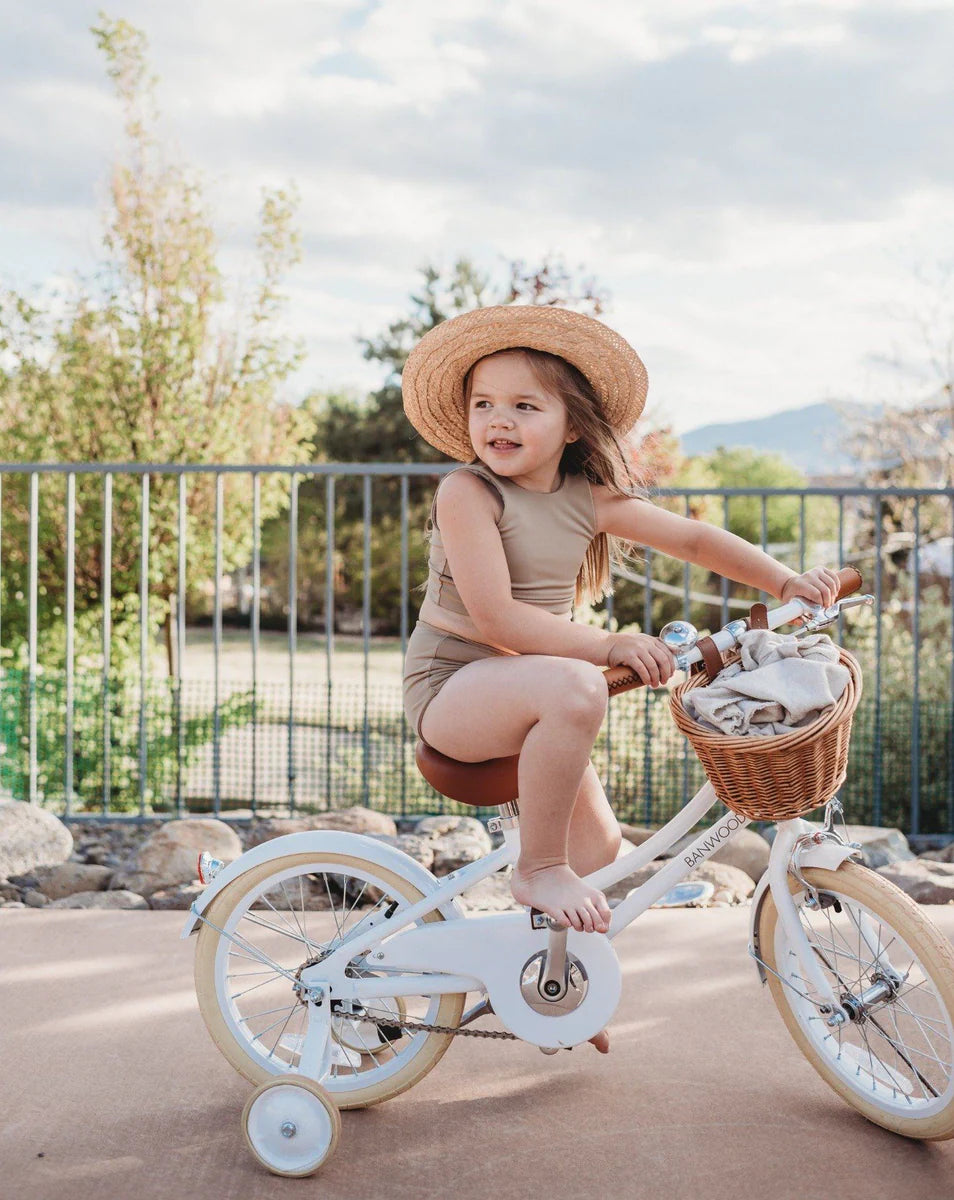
[{"left": 417, "top": 463, "right": 598, "bottom": 652}]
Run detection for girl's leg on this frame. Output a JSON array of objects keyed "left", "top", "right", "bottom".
[
  {"left": 420, "top": 654, "right": 612, "bottom": 933},
  {"left": 567, "top": 761, "right": 622, "bottom": 877}
]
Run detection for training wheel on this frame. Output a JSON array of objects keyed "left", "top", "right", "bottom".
[{"left": 242, "top": 1075, "right": 341, "bottom": 1177}]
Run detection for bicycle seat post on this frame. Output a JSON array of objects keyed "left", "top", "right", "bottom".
[{"left": 486, "top": 799, "right": 519, "bottom": 836}]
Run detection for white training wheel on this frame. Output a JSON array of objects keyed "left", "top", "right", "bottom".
[{"left": 242, "top": 1075, "right": 341, "bottom": 1177}]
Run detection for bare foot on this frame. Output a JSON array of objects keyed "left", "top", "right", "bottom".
[
  {"left": 511, "top": 861, "right": 612, "bottom": 933},
  {"left": 589, "top": 1029, "right": 610, "bottom": 1054}
]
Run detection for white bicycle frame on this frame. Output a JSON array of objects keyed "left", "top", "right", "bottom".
[{"left": 184, "top": 591, "right": 872, "bottom": 1066}]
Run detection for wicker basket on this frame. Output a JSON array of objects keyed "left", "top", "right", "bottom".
[{"left": 669, "top": 645, "right": 863, "bottom": 821}]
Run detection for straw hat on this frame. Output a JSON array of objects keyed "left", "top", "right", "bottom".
[{"left": 401, "top": 304, "right": 649, "bottom": 462}]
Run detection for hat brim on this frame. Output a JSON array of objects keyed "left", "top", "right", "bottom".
[{"left": 401, "top": 305, "right": 648, "bottom": 462}]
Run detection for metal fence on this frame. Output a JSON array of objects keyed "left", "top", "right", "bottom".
[{"left": 0, "top": 463, "right": 951, "bottom": 834}]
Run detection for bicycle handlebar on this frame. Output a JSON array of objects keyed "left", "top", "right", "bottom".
[{"left": 603, "top": 565, "right": 865, "bottom": 697}]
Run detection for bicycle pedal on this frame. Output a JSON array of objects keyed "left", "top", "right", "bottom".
[{"left": 529, "top": 907, "right": 548, "bottom": 930}]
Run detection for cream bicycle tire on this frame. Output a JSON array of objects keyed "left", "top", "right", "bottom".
[
  {"left": 758, "top": 862, "right": 954, "bottom": 1139},
  {"left": 195, "top": 851, "right": 466, "bottom": 1110}
]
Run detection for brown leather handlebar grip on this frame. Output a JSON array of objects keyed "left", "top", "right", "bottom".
[
  {"left": 834, "top": 565, "right": 863, "bottom": 600},
  {"left": 602, "top": 566, "right": 865, "bottom": 698}
]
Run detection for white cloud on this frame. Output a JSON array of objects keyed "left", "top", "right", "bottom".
[{"left": 1, "top": 0, "right": 953, "bottom": 434}]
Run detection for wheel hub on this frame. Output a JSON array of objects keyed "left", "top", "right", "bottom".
[{"left": 839, "top": 972, "right": 902, "bottom": 1023}]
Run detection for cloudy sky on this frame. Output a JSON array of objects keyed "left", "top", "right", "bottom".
[{"left": 4, "top": 0, "right": 954, "bottom": 434}]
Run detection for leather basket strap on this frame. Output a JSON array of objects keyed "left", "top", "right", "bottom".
[
  {"left": 747, "top": 602, "right": 769, "bottom": 630},
  {"left": 694, "top": 635, "right": 725, "bottom": 683}
]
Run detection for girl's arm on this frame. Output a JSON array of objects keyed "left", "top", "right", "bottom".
[{"left": 599, "top": 492, "right": 839, "bottom": 604}]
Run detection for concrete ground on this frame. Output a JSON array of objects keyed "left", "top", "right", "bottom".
[{"left": 2, "top": 906, "right": 954, "bottom": 1200}]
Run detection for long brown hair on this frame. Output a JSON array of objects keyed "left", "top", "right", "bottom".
[{"left": 463, "top": 346, "right": 649, "bottom": 607}]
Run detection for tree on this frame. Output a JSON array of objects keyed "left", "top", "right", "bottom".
[{"left": 0, "top": 14, "right": 314, "bottom": 677}]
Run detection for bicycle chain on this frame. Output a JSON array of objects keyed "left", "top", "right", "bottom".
[{"left": 345, "top": 1006, "right": 518, "bottom": 1041}]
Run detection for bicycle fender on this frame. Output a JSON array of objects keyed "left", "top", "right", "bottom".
[
  {"left": 747, "top": 840, "right": 860, "bottom": 984},
  {"left": 179, "top": 830, "right": 465, "bottom": 937}
]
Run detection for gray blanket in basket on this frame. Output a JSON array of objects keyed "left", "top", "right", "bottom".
[{"left": 682, "top": 629, "right": 850, "bottom": 737}]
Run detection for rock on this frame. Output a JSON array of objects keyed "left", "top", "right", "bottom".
[
  {"left": 29, "top": 862, "right": 113, "bottom": 900},
  {"left": 245, "top": 807, "right": 398, "bottom": 848},
  {"left": 430, "top": 833, "right": 491, "bottom": 875},
  {"left": 48, "top": 889, "right": 149, "bottom": 910},
  {"left": 668, "top": 828, "right": 770, "bottom": 882},
  {"left": 617, "top": 823, "right": 657, "bottom": 847},
  {"left": 877, "top": 860, "right": 954, "bottom": 904},
  {"left": 23, "top": 888, "right": 49, "bottom": 908},
  {"left": 708, "top": 829, "right": 770, "bottom": 883},
  {"left": 0, "top": 801, "right": 73, "bottom": 878},
  {"left": 604, "top": 857, "right": 754, "bottom": 906},
  {"left": 148, "top": 882, "right": 205, "bottom": 911},
  {"left": 459, "top": 871, "right": 521, "bottom": 913},
  {"left": 135, "top": 818, "right": 242, "bottom": 886},
  {"left": 687, "top": 861, "right": 755, "bottom": 904},
  {"left": 0, "top": 881, "right": 21, "bottom": 902},
  {"left": 782, "top": 823, "right": 913, "bottom": 869},
  {"left": 1, "top": 901, "right": 26, "bottom": 909},
  {"left": 364, "top": 833, "right": 435, "bottom": 871},
  {"left": 411, "top": 817, "right": 492, "bottom": 875},
  {"left": 920, "top": 844, "right": 954, "bottom": 863},
  {"left": 604, "top": 859, "right": 667, "bottom": 903},
  {"left": 413, "top": 815, "right": 490, "bottom": 848},
  {"left": 109, "top": 869, "right": 165, "bottom": 898}
]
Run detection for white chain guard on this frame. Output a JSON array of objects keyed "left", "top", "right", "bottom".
[{"left": 368, "top": 911, "right": 622, "bottom": 1047}]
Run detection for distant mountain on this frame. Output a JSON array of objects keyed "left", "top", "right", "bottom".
[{"left": 679, "top": 401, "right": 875, "bottom": 478}]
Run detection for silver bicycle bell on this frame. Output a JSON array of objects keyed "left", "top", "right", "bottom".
[{"left": 659, "top": 620, "right": 698, "bottom": 654}]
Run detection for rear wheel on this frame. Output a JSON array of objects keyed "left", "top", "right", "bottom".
[
  {"left": 194, "top": 852, "right": 467, "bottom": 1109},
  {"left": 758, "top": 862, "right": 954, "bottom": 1139}
]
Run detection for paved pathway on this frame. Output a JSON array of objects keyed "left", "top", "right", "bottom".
[{"left": 2, "top": 906, "right": 953, "bottom": 1200}]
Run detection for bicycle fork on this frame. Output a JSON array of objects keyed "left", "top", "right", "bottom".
[{"left": 760, "top": 817, "right": 861, "bottom": 1027}]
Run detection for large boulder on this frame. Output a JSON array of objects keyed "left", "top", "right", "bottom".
[
  {"left": 364, "top": 833, "right": 435, "bottom": 871},
  {"left": 431, "top": 833, "right": 491, "bottom": 875},
  {"left": 245, "top": 806, "right": 397, "bottom": 849},
  {"left": 919, "top": 843, "right": 954, "bottom": 864},
  {"left": 779, "top": 822, "right": 913, "bottom": 869},
  {"left": 28, "top": 862, "right": 113, "bottom": 900},
  {"left": 708, "top": 828, "right": 770, "bottom": 883},
  {"left": 412, "top": 815, "right": 492, "bottom": 876},
  {"left": 0, "top": 801, "right": 73, "bottom": 878},
  {"left": 133, "top": 818, "right": 242, "bottom": 888},
  {"left": 48, "top": 889, "right": 149, "bottom": 910},
  {"left": 413, "top": 815, "right": 490, "bottom": 847},
  {"left": 877, "top": 860, "right": 954, "bottom": 904}
]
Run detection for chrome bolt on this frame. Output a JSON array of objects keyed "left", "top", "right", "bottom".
[
  {"left": 281, "top": 1121, "right": 297, "bottom": 1138},
  {"left": 826, "top": 1010, "right": 848, "bottom": 1027}
]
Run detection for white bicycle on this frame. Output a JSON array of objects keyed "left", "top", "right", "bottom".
[{"left": 183, "top": 568, "right": 954, "bottom": 1176}]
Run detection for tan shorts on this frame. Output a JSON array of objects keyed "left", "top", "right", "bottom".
[{"left": 403, "top": 620, "right": 509, "bottom": 746}]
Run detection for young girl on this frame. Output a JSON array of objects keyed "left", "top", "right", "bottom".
[{"left": 401, "top": 305, "right": 841, "bottom": 947}]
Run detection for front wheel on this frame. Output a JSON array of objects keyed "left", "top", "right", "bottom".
[{"left": 758, "top": 862, "right": 954, "bottom": 1139}]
